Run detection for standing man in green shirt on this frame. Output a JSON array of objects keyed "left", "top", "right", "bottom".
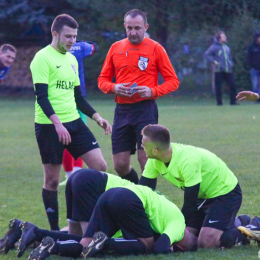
[
  {"left": 139, "top": 124, "right": 245, "bottom": 249},
  {"left": 30, "top": 14, "right": 111, "bottom": 231}
]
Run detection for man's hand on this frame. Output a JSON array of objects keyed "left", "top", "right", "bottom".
[
  {"left": 92, "top": 113, "right": 112, "bottom": 135},
  {"left": 49, "top": 114, "right": 71, "bottom": 145},
  {"left": 214, "top": 61, "right": 219, "bottom": 65},
  {"left": 236, "top": 91, "right": 259, "bottom": 102},
  {"left": 54, "top": 123, "right": 71, "bottom": 145},
  {"left": 114, "top": 83, "right": 131, "bottom": 96},
  {"left": 134, "top": 86, "right": 152, "bottom": 98}
]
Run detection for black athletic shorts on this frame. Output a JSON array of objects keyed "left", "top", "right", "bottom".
[
  {"left": 35, "top": 118, "right": 99, "bottom": 164},
  {"left": 84, "top": 187, "right": 154, "bottom": 239},
  {"left": 112, "top": 100, "right": 158, "bottom": 155},
  {"left": 66, "top": 169, "right": 107, "bottom": 222},
  {"left": 186, "top": 183, "right": 242, "bottom": 231}
]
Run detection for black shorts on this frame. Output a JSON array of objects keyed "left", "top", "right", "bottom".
[
  {"left": 112, "top": 100, "right": 158, "bottom": 155},
  {"left": 186, "top": 183, "right": 242, "bottom": 231},
  {"left": 66, "top": 169, "right": 107, "bottom": 222},
  {"left": 85, "top": 188, "right": 154, "bottom": 239},
  {"left": 35, "top": 118, "right": 99, "bottom": 164}
]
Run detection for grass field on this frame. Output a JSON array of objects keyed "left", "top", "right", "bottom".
[{"left": 1, "top": 94, "right": 260, "bottom": 259}]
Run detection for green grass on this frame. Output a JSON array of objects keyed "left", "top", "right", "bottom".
[{"left": 1, "top": 94, "right": 260, "bottom": 259}]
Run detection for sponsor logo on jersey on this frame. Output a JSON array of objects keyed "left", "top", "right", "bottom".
[
  {"left": 138, "top": 56, "right": 149, "bottom": 71},
  {"left": 71, "top": 46, "right": 82, "bottom": 51},
  {"left": 56, "top": 80, "right": 74, "bottom": 90}
]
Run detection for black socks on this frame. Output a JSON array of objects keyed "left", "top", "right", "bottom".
[
  {"left": 122, "top": 168, "right": 139, "bottom": 184},
  {"left": 42, "top": 189, "right": 59, "bottom": 230}
]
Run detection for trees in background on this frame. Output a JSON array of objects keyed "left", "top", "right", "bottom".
[{"left": 1, "top": 0, "right": 260, "bottom": 91}]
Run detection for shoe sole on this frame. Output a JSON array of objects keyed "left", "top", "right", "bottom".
[
  {"left": 28, "top": 237, "right": 54, "bottom": 260},
  {"left": 238, "top": 226, "right": 260, "bottom": 242},
  {"left": 81, "top": 232, "right": 107, "bottom": 258}
]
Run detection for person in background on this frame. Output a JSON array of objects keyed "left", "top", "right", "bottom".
[
  {"left": 60, "top": 40, "right": 99, "bottom": 186},
  {"left": 0, "top": 44, "right": 16, "bottom": 83},
  {"left": 247, "top": 32, "right": 260, "bottom": 95},
  {"left": 204, "top": 31, "right": 238, "bottom": 106}
]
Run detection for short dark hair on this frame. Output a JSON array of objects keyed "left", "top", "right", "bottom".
[
  {"left": 0, "top": 44, "right": 16, "bottom": 53},
  {"left": 215, "top": 30, "right": 225, "bottom": 40},
  {"left": 142, "top": 124, "right": 170, "bottom": 149},
  {"left": 124, "top": 9, "right": 147, "bottom": 25},
  {"left": 51, "top": 14, "right": 79, "bottom": 33}
]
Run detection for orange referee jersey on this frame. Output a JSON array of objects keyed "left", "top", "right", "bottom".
[{"left": 98, "top": 37, "right": 179, "bottom": 104}]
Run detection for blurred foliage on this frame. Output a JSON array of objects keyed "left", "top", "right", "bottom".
[{"left": 1, "top": 0, "right": 260, "bottom": 91}]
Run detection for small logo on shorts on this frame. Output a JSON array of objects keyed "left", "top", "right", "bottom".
[
  {"left": 208, "top": 219, "right": 219, "bottom": 223},
  {"left": 92, "top": 141, "right": 98, "bottom": 145},
  {"left": 56, "top": 65, "right": 62, "bottom": 68}
]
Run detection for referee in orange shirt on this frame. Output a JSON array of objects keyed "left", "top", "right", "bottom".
[{"left": 98, "top": 9, "right": 179, "bottom": 183}]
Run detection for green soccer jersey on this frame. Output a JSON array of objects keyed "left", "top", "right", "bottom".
[
  {"left": 104, "top": 172, "right": 135, "bottom": 239},
  {"left": 123, "top": 185, "right": 185, "bottom": 244},
  {"left": 30, "top": 45, "right": 81, "bottom": 124},
  {"left": 143, "top": 143, "right": 238, "bottom": 199},
  {"left": 105, "top": 172, "right": 135, "bottom": 191}
]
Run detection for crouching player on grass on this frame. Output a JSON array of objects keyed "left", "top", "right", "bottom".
[{"left": 139, "top": 124, "right": 247, "bottom": 249}]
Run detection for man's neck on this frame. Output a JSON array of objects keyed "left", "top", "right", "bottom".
[
  {"left": 158, "top": 146, "right": 172, "bottom": 164},
  {"left": 50, "top": 43, "right": 66, "bottom": 54}
]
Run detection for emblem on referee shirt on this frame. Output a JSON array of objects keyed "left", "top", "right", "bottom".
[
  {"left": 138, "top": 56, "right": 149, "bottom": 71},
  {"left": 71, "top": 64, "right": 77, "bottom": 74}
]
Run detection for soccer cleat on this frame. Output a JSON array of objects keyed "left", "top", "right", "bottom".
[
  {"left": 250, "top": 216, "right": 260, "bottom": 228},
  {"left": 81, "top": 231, "right": 108, "bottom": 258},
  {"left": 0, "top": 218, "right": 23, "bottom": 254},
  {"left": 28, "top": 237, "right": 55, "bottom": 260},
  {"left": 17, "top": 221, "right": 37, "bottom": 257},
  {"left": 238, "top": 226, "right": 260, "bottom": 242},
  {"left": 59, "top": 177, "right": 67, "bottom": 186},
  {"left": 236, "top": 214, "right": 251, "bottom": 227}
]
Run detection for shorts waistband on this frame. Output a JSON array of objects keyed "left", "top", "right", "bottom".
[{"left": 116, "top": 99, "right": 156, "bottom": 109}]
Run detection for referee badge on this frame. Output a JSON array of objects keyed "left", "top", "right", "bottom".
[{"left": 138, "top": 56, "right": 149, "bottom": 71}]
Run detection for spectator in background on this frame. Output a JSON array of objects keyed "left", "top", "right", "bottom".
[
  {"left": 204, "top": 31, "right": 238, "bottom": 106},
  {"left": 60, "top": 40, "right": 99, "bottom": 186},
  {"left": 247, "top": 32, "right": 260, "bottom": 95},
  {"left": 0, "top": 44, "right": 16, "bottom": 83}
]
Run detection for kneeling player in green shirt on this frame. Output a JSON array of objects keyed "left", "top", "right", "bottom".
[
  {"left": 80, "top": 185, "right": 197, "bottom": 257},
  {"left": 139, "top": 124, "right": 246, "bottom": 249}
]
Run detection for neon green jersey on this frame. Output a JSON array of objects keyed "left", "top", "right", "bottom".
[
  {"left": 143, "top": 143, "right": 238, "bottom": 199},
  {"left": 30, "top": 45, "right": 80, "bottom": 124},
  {"left": 123, "top": 185, "right": 185, "bottom": 244},
  {"left": 104, "top": 172, "right": 135, "bottom": 239},
  {"left": 105, "top": 172, "right": 135, "bottom": 191}
]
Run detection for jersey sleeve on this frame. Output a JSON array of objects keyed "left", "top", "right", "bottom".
[
  {"left": 180, "top": 158, "right": 202, "bottom": 187},
  {"left": 30, "top": 53, "right": 50, "bottom": 85},
  {"left": 163, "top": 220, "right": 185, "bottom": 244},
  {"left": 151, "top": 45, "right": 179, "bottom": 97},
  {"left": 98, "top": 44, "right": 116, "bottom": 93},
  {"left": 142, "top": 159, "right": 160, "bottom": 179},
  {"left": 82, "top": 42, "right": 94, "bottom": 57}
]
